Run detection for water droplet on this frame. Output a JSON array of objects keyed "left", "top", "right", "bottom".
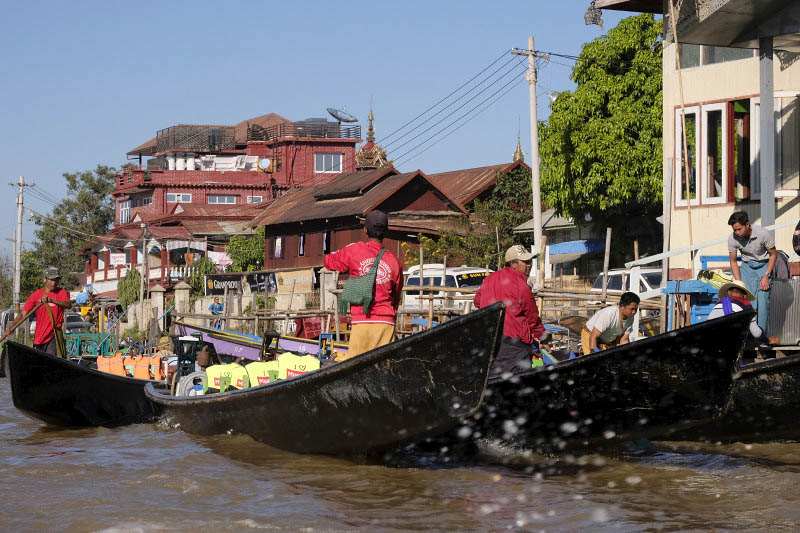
[
  {"left": 625, "top": 475, "right": 642, "bottom": 485},
  {"left": 603, "top": 430, "right": 616, "bottom": 439},
  {"left": 591, "top": 508, "right": 609, "bottom": 522}
]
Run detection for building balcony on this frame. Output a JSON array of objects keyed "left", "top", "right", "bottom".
[{"left": 247, "top": 120, "right": 361, "bottom": 142}]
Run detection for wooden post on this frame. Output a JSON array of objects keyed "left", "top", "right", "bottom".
[
  {"left": 540, "top": 235, "right": 547, "bottom": 289},
  {"left": 634, "top": 240, "right": 640, "bottom": 261},
  {"left": 284, "top": 280, "right": 296, "bottom": 335},
  {"left": 601, "top": 227, "right": 612, "bottom": 301}
]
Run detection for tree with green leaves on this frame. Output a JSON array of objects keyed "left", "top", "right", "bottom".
[
  {"left": 187, "top": 258, "right": 217, "bottom": 297},
  {"left": 227, "top": 227, "right": 265, "bottom": 272},
  {"left": 26, "top": 165, "right": 117, "bottom": 290},
  {"left": 539, "top": 14, "right": 662, "bottom": 250},
  {"left": 117, "top": 268, "right": 141, "bottom": 311}
]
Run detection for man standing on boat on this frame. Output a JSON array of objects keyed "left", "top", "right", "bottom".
[
  {"left": 474, "top": 244, "right": 547, "bottom": 375},
  {"left": 324, "top": 210, "right": 403, "bottom": 360},
  {"left": 4, "top": 266, "right": 71, "bottom": 356},
  {"left": 581, "top": 291, "right": 640, "bottom": 355},
  {"left": 727, "top": 211, "right": 777, "bottom": 335}
]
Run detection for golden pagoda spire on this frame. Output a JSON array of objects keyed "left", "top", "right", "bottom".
[
  {"left": 366, "top": 107, "right": 375, "bottom": 143},
  {"left": 513, "top": 135, "right": 525, "bottom": 162}
]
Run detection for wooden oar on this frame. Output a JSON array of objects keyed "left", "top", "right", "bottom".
[{"left": 0, "top": 303, "right": 43, "bottom": 344}]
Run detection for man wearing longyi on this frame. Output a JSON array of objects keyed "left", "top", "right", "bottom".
[{"left": 4, "top": 266, "right": 71, "bottom": 355}]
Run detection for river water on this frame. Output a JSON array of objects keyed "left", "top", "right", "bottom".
[{"left": 1, "top": 377, "right": 799, "bottom": 532}]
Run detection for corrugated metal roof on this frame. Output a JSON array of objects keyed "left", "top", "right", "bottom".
[
  {"left": 313, "top": 167, "right": 397, "bottom": 199},
  {"left": 426, "top": 161, "right": 529, "bottom": 206},
  {"left": 250, "top": 170, "right": 467, "bottom": 228}
]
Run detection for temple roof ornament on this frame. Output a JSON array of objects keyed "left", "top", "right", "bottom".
[
  {"left": 355, "top": 106, "right": 391, "bottom": 170},
  {"left": 513, "top": 136, "right": 525, "bottom": 162}
]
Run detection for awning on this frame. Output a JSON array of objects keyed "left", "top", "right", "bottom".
[{"left": 548, "top": 239, "right": 605, "bottom": 264}]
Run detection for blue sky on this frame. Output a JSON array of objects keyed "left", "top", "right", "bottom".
[{"left": 0, "top": 1, "right": 630, "bottom": 254}]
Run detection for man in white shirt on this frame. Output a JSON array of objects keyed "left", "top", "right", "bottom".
[{"left": 581, "top": 292, "right": 640, "bottom": 355}]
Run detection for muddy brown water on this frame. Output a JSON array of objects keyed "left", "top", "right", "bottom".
[{"left": 1, "top": 378, "right": 799, "bottom": 531}]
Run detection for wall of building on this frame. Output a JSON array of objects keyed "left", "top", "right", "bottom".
[{"left": 663, "top": 42, "right": 800, "bottom": 272}]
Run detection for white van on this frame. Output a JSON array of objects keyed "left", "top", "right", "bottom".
[
  {"left": 403, "top": 264, "right": 492, "bottom": 311},
  {"left": 590, "top": 268, "right": 663, "bottom": 295}
]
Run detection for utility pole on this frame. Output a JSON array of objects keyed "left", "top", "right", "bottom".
[
  {"left": 512, "top": 38, "right": 547, "bottom": 278},
  {"left": 139, "top": 223, "right": 147, "bottom": 330},
  {"left": 9, "top": 176, "right": 32, "bottom": 315}
]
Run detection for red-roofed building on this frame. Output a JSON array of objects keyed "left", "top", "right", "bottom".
[{"left": 115, "top": 112, "right": 363, "bottom": 226}]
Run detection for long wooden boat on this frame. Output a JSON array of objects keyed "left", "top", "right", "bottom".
[
  {"left": 175, "top": 322, "right": 349, "bottom": 361},
  {"left": 145, "top": 303, "right": 504, "bottom": 455},
  {"left": 462, "top": 310, "right": 753, "bottom": 450},
  {"left": 669, "top": 351, "right": 800, "bottom": 441},
  {"left": 6, "top": 341, "right": 162, "bottom": 427}
]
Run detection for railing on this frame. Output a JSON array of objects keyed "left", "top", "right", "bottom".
[
  {"left": 248, "top": 122, "right": 361, "bottom": 142},
  {"left": 623, "top": 218, "right": 800, "bottom": 335},
  {"left": 156, "top": 125, "right": 236, "bottom": 153}
]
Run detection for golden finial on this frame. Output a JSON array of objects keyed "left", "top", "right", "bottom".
[
  {"left": 513, "top": 135, "right": 524, "bottom": 162},
  {"left": 366, "top": 106, "right": 375, "bottom": 143}
]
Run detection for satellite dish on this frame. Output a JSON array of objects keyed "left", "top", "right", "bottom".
[
  {"left": 258, "top": 158, "right": 272, "bottom": 171},
  {"left": 327, "top": 107, "right": 358, "bottom": 123}
]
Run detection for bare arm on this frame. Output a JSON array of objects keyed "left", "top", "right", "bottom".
[
  {"left": 761, "top": 247, "right": 778, "bottom": 291},
  {"left": 729, "top": 251, "right": 741, "bottom": 281},
  {"left": 589, "top": 328, "right": 603, "bottom": 351}
]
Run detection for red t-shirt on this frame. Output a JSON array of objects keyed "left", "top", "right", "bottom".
[
  {"left": 324, "top": 241, "right": 404, "bottom": 325},
  {"left": 23, "top": 288, "right": 70, "bottom": 345},
  {"left": 474, "top": 266, "right": 544, "bottom": 345}
]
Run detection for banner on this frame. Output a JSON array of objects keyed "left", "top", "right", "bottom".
[
  {"left": 246, "top": 272, "right": 278, "bottom": 294},
  {"left": 205, "top": 274, "right": 242, "bottom": 295},
  {"left": 109, "top": 253, "right": 127, "bottom": 267}
]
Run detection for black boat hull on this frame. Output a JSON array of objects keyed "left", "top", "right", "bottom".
[
  {"left": 146, "top": 303, "right": 504, "bottom": 454},
  {"left": 465, "top": 311, "right": 753, "bottom": 449},
  {"left": 6, "top": 342, "right": 162, "bottom": 427},
  {"left": 675, "top": 352, "right": 800, "bottom": 441}
]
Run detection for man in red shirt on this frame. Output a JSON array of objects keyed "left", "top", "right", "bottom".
[
  {"left": 4, "top": 266, "right": 71, "bottom": 356},
  {"left": 474, "top": 245, "right": 546, "bottom": 375},
  {"left": 324, "top": 210, "right": 403, "bottom": 360}
]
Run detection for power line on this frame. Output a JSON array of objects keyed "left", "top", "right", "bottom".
[
  {"left": 383, "top": 55, "right": 521, "bottom": 150},
  {"left": 388, "top": 60, "right": 528, "bottom": 157},
  {"left": 394, "top": 67, "right": 527, "bottom": 165},
  {"left": 378, "top": 49, "right": 510, "bottom": 145},
  {"left": 395, "top": 77, "right": 526, "bottom": 167}
]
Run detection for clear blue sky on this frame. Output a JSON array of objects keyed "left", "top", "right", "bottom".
[{"left": 0, "top": 1, "right": 630, "bottom": 254}]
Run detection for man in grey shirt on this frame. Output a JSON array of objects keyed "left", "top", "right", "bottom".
[{"left": 727, "top": 211, "right": 777, "bottom": 333}]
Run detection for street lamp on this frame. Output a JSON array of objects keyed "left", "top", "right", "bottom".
[{"left": 584, "top": 1, "right": 603, "bottom": 28}]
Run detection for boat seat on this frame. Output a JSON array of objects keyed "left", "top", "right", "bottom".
[
  {"left": 246, "top": 361, "right": 279, "bottom": 386},
  {"left": 204, "top": 364, "right": 231, "bottom": 394},
  {"left": 227, "top": 363, "right": 250, "bottom": 390},
  {"left": 278, "top": 352, "right": 321, "bottom": 379}
]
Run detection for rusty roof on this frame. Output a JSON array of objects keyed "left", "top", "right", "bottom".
[
  {"left": 313, "top": 167, "right": 398, "bottom": 199},
  {"left": 127, "top": 112, "right": 291, "bottom": 156},
  {"left": 250, "top": 169, "right": 467, "bottom": 229},
  {"left": 426, "top": 160, "right": 529, "bottom": 206}
]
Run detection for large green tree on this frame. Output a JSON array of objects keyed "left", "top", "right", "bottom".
[
  {"left": 539, "top": 14, "right": 662, "bottom": 246},
  {"left": 27, "top": 165, "right": 117, "bottom": 290}
]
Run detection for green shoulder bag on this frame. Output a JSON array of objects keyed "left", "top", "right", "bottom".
[{"left": 339, "top": 249, "right": 387, "bottom": 315}]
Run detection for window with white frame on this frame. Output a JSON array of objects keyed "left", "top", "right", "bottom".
[
  {"left": 674, "top": 106, "right": 699, "bottom": 206},
  {"left": 701, "top": 103, "right": 727, "bottom": 204},
  {"left": 119, "top": 200, "right": 131, "bottom": 224},
  {"left": 246, "top": 196, "right": 263, "bottom": 204},
  {"left": 750, "top": 95, "right": 800, "bottom": 198},
  {"left": 314, "top": 153, "right": 342, "bottom": 173},
  {"left": 208, "top": 195, "right": 236, "bottom": 204},
  {"left": 167, "top": 193, "right": 192, "bottom": 203},
  {"left": 137, "top": 196, "right": 152, "bottom": 206}
]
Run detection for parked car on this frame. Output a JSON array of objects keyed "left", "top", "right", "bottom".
[
  {"left": 29, "top": 311, "right": 93, "bottom": 335},
  {"left": 590, "top": 268, "right": 663, "bottom": 296},
  {"left": 403, "top": 264, "right": 493, "bottom": 311}
]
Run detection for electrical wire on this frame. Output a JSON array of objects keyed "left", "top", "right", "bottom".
[
  {"left": 388, "top": 60, "right": 528, "bottom": 158},
  {"left": 394, "top": 74, "right": 527, "bottom": 166},
  {"left": 378, "top": 49, "right": 510, "bottom": 145},
  {"left": 383, "top": 55, "right": 521, "bottom": 150}
]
